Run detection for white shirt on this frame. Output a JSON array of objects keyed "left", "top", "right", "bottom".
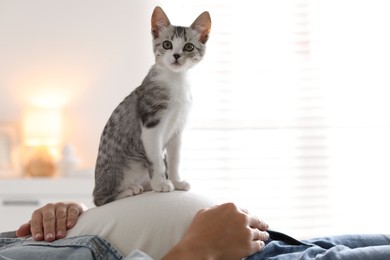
[{"left": 66, "top": 191, "right": 215, "bottom": 259}]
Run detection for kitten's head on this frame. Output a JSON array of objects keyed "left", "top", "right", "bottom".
[{"left": 151, "top": 6, "right": 211, "bottom": 72}]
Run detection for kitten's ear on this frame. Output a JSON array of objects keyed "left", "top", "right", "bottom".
[
  {"left": 151, "top": 6, "right": 171, "bottom": 39},
  {"left": 191, "top": 11, "right": 211, "bottom": 44}
]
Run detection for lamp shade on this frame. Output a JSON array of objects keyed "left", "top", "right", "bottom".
[{"left": 22, "top": 107, "right": 62, "bottom": 147}]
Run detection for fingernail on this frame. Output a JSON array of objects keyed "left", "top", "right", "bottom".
[
  {"left": 34, "top": 233, "right": 43, "bottom": 240},
  {"left": 67, "top": 221, "right": 72, "bottom": 228},
  {"left": 46, "top": 233, "right": 54, "bottom": 240},
  {"left": 56, "top": 231, "right": 63, "bottom": 238}
]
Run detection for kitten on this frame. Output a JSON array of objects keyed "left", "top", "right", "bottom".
[{"left": 93, "top": 6, "right": 211, "bottom": 206}]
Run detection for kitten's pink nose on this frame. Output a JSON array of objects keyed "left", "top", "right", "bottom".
[{"left": 173, "top": 54, "right": 181, "bottom": 60}]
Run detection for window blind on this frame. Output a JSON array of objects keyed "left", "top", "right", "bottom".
[
  {"left": 160, "top": 0, "right": 390, "bottom": 239},
  {"left": 309, "top": 0, "right": 390, "bottom": 236}
]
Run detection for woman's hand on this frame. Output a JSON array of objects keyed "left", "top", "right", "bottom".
[
  {"left": 162, "top": 202, "right": 269, "bottom": 260},
  {"left": 15, "top": 202, "right": 86, "bottom": 241}
]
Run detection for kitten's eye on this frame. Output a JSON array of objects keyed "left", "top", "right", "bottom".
[
  {"left": 183, "top": 43, "right": 194, "bottom": 52},
  {"left": 162, "top": 41, "right": 172, "bottom": 50}
]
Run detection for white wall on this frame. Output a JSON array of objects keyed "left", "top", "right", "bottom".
[{"left": 0, "top": 0, "right": 162, "bottom": 168}]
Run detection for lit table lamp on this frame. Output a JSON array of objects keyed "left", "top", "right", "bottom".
[{"left": 22, "top": 107, "right": 62, "bottom": 177}]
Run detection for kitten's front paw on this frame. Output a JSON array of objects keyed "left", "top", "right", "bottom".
[
  {"left": 151, "top": 180, "right": 174, "bottom": 192},
  {"left": 116, "top": 184, "right": 144, "bottom": 200},
  {"left": 172, "top": 180, "right": 191, "bottom": 191},
  {"left": 129, "top": 184, "right": 144, "bottom": 195}
]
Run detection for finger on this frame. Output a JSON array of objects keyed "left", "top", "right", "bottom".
[
  {"left": 30, "top": 210, "right": 44, "bottom": 241},
  {"left": 251, "top": 240, "right": 266, "bottom": 254},
  {"left": 66, "top": 204, "right": 82, "bottom": 229},
  {"left": 251, "top": 228, "right": 270, "bottom": 241},
  {"left": 238, "top": 207, "right": 268, "bottom": 229},
  {"left": 55, "top": 203, "right": 67, "bottom": 239},
  {"left": 245, "top": 239, "right": 266, "bottom": 258},
  {"left": 15, "top": 222, "right": 32, "bottom": 237},
  {"left": 248, "top": 215, "right": 269, "bottom": 231},
  {"left": 41, "top": 204, "right": 56, "bottom": 242}
]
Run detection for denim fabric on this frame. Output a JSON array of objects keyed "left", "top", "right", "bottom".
[
  {"left": 2, "top": 231, "right": 390, "bottom": 260},
  {"left": 0, "top": 235, "right": 124, "bottom": 260},
  {"left": 247, "top": 232, "right": 390, "bottom": 260}
]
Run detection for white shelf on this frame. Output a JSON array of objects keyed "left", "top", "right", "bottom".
[{"left": 0, "top": 176, "right": 95, "bottom": 231}]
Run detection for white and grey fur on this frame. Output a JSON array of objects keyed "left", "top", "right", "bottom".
[{"left": 93, "top": 6, "right": 211, "bottom": 206}]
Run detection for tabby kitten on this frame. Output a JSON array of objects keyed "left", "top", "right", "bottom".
[{"left": 93, "top": 6, "right": 211, "bottom": 206}]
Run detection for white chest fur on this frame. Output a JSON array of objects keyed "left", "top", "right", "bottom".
[
  {"left": 157, "top": 71, "right": 192, "bottom": 143},
  {"left": 143, "top": 70, "right": 192, "bottom": 147}
]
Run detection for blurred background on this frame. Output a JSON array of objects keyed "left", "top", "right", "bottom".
[{"left": 1, "top": 0, "right": 389, "bottom": 237}]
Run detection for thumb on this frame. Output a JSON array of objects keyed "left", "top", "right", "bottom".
[{"left": 15, "top": 223, "right": 32, "bottom": 237}]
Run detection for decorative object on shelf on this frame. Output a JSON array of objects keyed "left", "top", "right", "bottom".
[
  {"left": 58, "top": 144, "right": 80, "bottom": 176},
  {"left": 0, "top": 124, "right": 20, "bottom": 177},
  {"left": 22, "top": 106, "right": 62, "bottom": 177},
  {"left": 24, "top": 146, "right": 56, "bottom": 177}
]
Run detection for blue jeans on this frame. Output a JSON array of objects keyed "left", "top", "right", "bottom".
[
  {"left": 0, "top": 234, "right": 123, "bottom": 260},
  {"left": 1, "top": 231, "right": 390, "bottom": 259},
  {"left": 247, "top": 230, "right": 390, "bottom": 260}
]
